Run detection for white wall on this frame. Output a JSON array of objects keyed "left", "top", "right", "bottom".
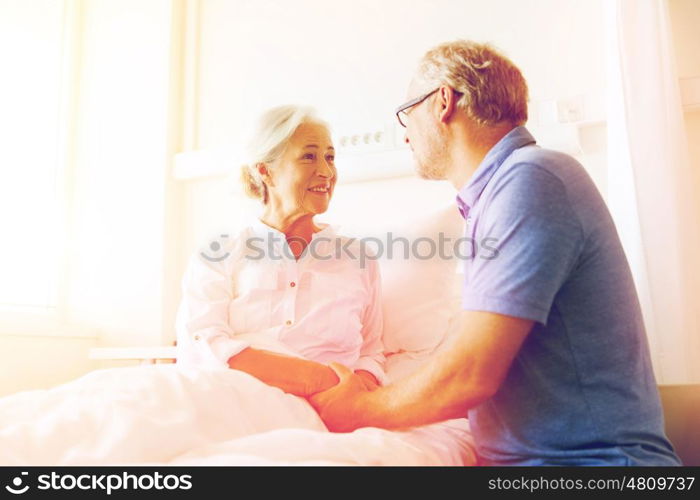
[
  {"left": 181, "top": 0, "right": 609, "bottom": 259},
  {"left": 668, "top": 0, "right": 700, "bottom": 384},
  {"left": 669, "top": 0, "right": 700, "bottom": 77},
  {"left": 669, "top": 0, "right": 700, "bottom": 191},
  {"left": 0, "top": 336, "right": 98, "bottom": 397},
  {"left": 194, "top": 0, "right": 606, "bottom": 147}
]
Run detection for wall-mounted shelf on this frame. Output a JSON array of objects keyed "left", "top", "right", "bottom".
[
  {"left": 171, "top": 91, "right": 624, "bottom": 184},
  {"left": 89, "top": 346, "right": 177, "bottom": 364}
]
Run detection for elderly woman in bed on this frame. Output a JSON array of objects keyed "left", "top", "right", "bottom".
[{"left": 175, "top": 105, "right": 386, "bottom": 397}]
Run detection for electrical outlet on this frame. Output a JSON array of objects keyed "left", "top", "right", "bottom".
[
  {"left": 337, "top": 124, "right": 396, "bottom": 153},
  {"left": 557, "top": 95, "right": 585, "bottom": 123}
]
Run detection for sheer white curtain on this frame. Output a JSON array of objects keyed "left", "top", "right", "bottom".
[{"left": 606, "top": 0, "right": 700, "bottom": 384}]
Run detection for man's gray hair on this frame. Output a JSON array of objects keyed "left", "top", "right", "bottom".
[{"left": 416, "top": 40, "right": 529, "bottom": 127}]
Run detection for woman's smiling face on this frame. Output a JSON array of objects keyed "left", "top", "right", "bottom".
[{"left": 265, "top": 122, "right": 337, "bottom": 217}]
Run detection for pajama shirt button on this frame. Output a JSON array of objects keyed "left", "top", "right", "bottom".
[
  {"left": 290, "top": 282, "right": 296, "bottom": 287},
  {"left": 194, "top": 335, "right": 200, "bottom": 340},
  {"left": 285, "top": 320, "right": 292, "bottom": 326}
]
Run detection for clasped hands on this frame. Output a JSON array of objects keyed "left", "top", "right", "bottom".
[
  {"left": 306, "top": 363, "right": 378, "bottom": 433},
  {"left": 227, "top": 348, "right": 376, "bottom": 432}
]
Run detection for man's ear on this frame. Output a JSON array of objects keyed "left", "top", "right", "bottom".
[{"left": 437, "top": 85, "right": 458, "bottom": 124}]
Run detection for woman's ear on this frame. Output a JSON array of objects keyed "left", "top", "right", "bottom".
[{"left": 256, "top": 163, "right": 272, "bottom": 186}]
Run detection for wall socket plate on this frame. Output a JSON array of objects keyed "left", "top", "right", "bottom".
[
  {"left": 336, "top": 123, "right": 407, "bottom": 154},
  {"left": 557, "top": 95, "right": 585, "bottom": 123}
]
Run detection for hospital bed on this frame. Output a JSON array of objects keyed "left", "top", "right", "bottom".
[{"left": 0, "top": 197, "right": 478, "bottom": 466}]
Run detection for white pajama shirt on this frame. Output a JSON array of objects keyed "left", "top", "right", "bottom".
[{"left": 175, "top": 218, "right": 387, "bottom": 384}]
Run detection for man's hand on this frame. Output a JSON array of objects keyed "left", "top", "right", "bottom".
[
  {"left": 313, "top": 311, "right": 533, "bottom": 431},
  {"left": 308, "top": 363, "right": 373, "bottom": 432}
]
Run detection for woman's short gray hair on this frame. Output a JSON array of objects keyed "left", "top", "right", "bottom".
[
  {"left": 241, "top": 105, "right": 328, "bottom": 204},
  {"left": 416, "top": 40, "right": 528, "bottom": 127}
]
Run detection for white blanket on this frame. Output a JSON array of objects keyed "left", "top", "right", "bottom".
[{"left": 0, "top": 364, "right": 475, "bottom": 466}]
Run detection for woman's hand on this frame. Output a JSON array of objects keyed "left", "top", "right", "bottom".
[
  {"left": 306, "top": 365, "right": 341, "bottom": 396},
  {"left": 308, "top": 363, "right": 374, "bottom": 432},
  {"left": 353, "top": 370, "right": 380, "bottom": 391}
]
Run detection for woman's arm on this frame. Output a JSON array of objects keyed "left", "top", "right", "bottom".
[
  {"left": 349, "top": 258, "right": 387, "bottom": 385},
  {"left": 176, "top": 248, "right": 253, "bottom": 368},
  {"left": 227, "top": 347, "right": 339, "bottom": 397}
]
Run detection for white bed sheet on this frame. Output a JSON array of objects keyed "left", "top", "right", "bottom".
[{"left": 0, "top": 359, "right": 475, "bottom": 466}]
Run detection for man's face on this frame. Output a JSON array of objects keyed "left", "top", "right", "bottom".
[{"left": 403, "top": 79, "right": 450, "bottom": 180}]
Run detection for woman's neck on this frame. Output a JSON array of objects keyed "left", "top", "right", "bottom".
[{"left": 260, "top": 207, "right": 319, "bottom": 259}]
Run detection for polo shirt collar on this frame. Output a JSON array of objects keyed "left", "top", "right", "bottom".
[{"left": 456, "top": 126, "right": 536, "bottom": 218}]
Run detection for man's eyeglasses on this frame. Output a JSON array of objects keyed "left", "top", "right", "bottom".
[{"left": 395, "top": 88, "right": 439, "bottom": 128}]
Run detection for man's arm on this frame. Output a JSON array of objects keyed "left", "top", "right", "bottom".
[
  {"left": 311, "top": 163, "right": 584, "bottom": 431},
  {"left": 309, "top": 310, "right": 533, "bottom": 432}
]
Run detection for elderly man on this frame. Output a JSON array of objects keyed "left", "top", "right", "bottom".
[{"left": 310, "top": 40, "right": 680, "bottom": 466}]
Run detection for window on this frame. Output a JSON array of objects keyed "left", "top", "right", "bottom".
[{"left": 0, "top": 0, "right": 68, "bottom": 310}]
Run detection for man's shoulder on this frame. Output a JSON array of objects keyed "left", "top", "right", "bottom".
[
  {"left": 486, "top": 145, "right": 594, "bottom": 207},
  {"left": 476, "top": 146, "right": 589, "bottom": 236},
  {"left": 497, "top": 145, "right": 588, "bottom": 185}
]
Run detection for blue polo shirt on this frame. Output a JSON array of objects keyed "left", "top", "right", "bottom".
[{"left": 458, "top": 126, "right": 680, "bottom": 466}]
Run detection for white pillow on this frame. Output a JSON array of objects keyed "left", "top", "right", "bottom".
[
  {"left": 377, "top": 204, "right": 465, "bottom": 374},
  {"left": 324, "top": 179, "right": 465, "bottom": 381}
]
